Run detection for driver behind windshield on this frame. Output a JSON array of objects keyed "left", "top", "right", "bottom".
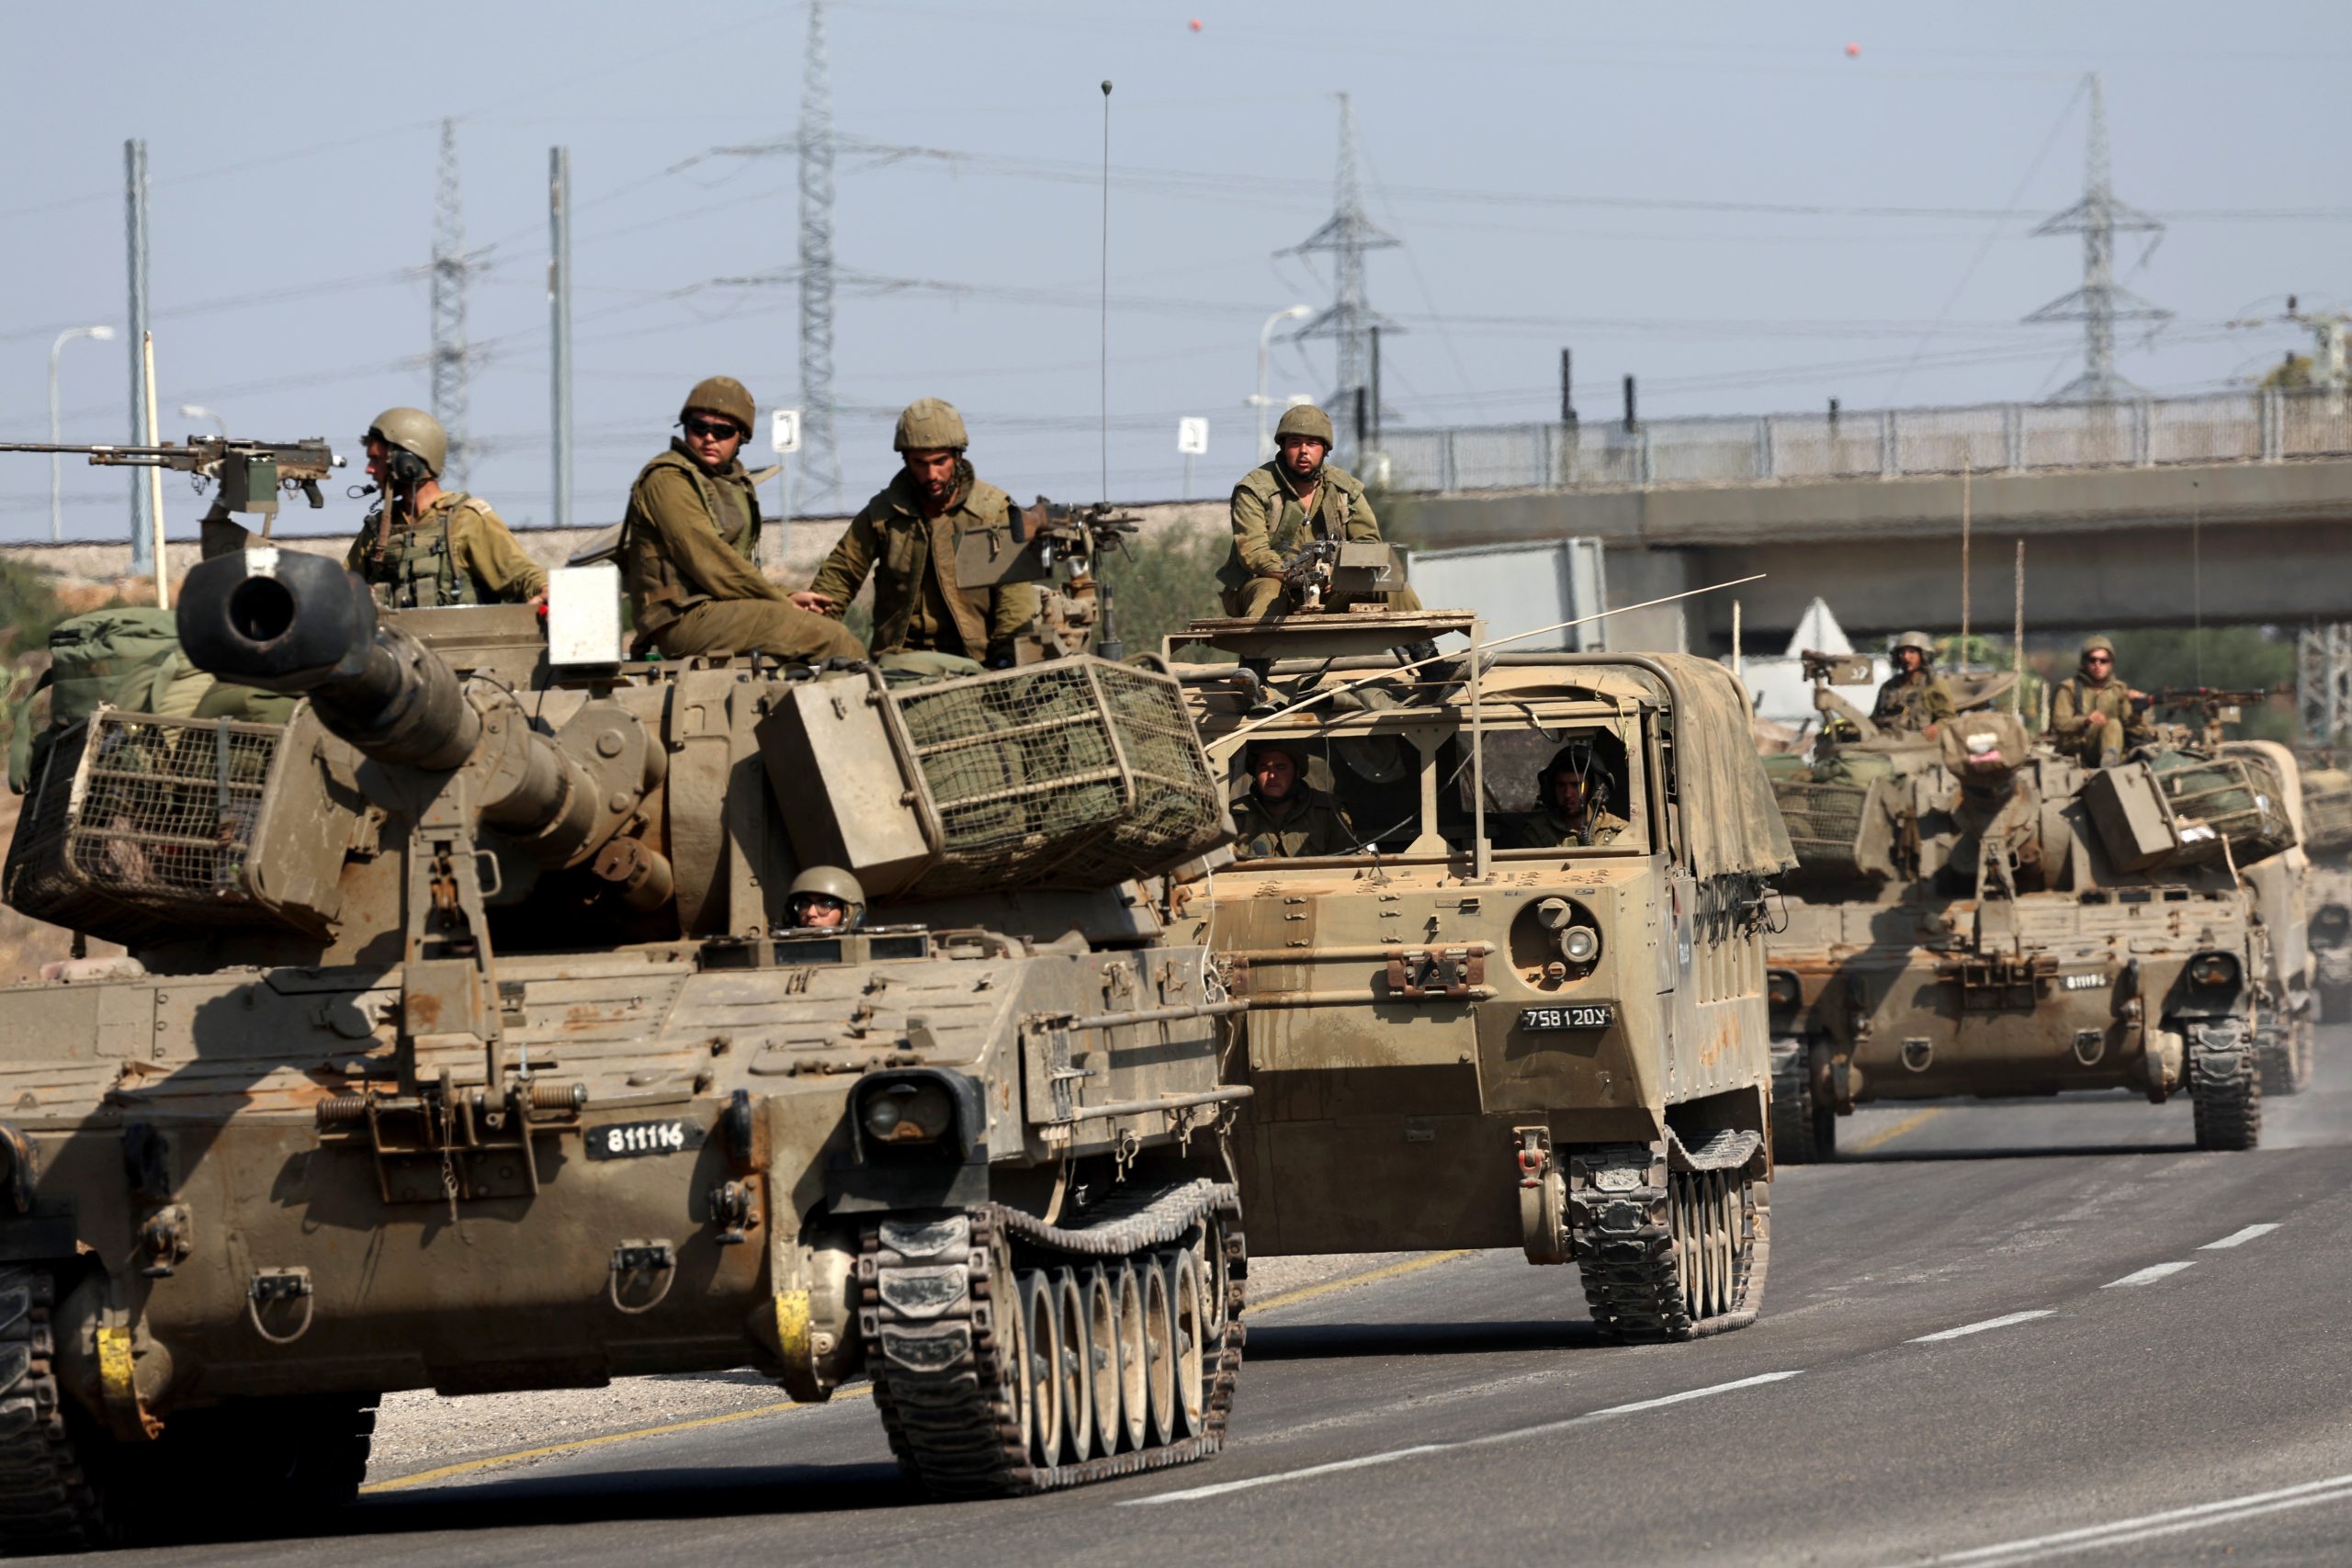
[
  {"left": 1511, "top": 738, "right": 1631, "bottom": 849},
  {"left": 1231, "top": 739, "right": 1358, "bottom": 860}
]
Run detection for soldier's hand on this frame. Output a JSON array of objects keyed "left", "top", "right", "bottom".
[
  {"left": 2086, "top": 711, "right": 2107, "bottom": 728},
  {"left": 789, "top": 590, "right": 834, "bottom": 614}
]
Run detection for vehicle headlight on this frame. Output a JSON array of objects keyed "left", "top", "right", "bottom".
[
  {"left": 1767, "top": 970, "right": 1802, "bottom": 1010},
  {"left": 1560, "top": 926, "right": 1600, "bottom": 964},
  {"left": 864, "top": 1080, "right": 955, "bottom": 1144},
  {"left": 2188, "top": 953, "right": 2240, "bottom": 989}
]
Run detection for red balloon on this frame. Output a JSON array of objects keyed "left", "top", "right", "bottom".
[
  {"left": 1189, "top": 17, "right": 1203, "bottom": 29},
  {"left": 1844, "top": 41, "right": 1861, "bottom": 57}
]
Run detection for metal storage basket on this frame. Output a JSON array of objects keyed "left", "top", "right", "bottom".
[
  {"left": 4, "top": 710, "right": 288, "bottom": 947},
  {"left": 1773, "top": 778, "right": 1870, "bottom": 874},
  {"left": 887, "top": 660, "right": 1224, "bottom": 896},
  {"left": 2151, "top": 750, "right": 2297, "bottom": 864}
]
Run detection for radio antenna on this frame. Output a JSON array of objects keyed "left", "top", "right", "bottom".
[{"left": 1099, "top": 79, "right": 1113, "bottom": 508}]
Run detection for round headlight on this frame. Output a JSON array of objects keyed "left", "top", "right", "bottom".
[
  {"left": 1767, "top": 970, "right": 1801, "bottom": 1010},
  {"left": 2188, "top": 953, "right": 2239, "bottom": 988},
  {"left": 865, "top": 1097, "right": 903, "bottom": 1137},
  {"left": 1560, "top": 926, "right": 1600, "bottom": 964},
  {"left": 865, "top": 1080, "right": 955, "bottom": 1144}
]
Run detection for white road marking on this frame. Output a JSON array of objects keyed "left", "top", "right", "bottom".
[
  {"left": 1893, "top": 1472, "right": 2352, "bottom": 1566},
  {"left": 1907, "top": 1310, "right": 2054, "bottom": 1344},
  {"left": 1120, "top": 1371, "right": 1801, "bottom": 1506},
  {"left": 2199, "top": 1222, "right": 2280, "bottom": 1250},
  {"left": 2100, "top": 1260, "right": 2193, "bottom": 1289}
]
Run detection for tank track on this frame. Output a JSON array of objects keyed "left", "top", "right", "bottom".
[
  {"left": 1566, "top": 1145, "right": 1770, "bottom": 1343},
  {"left": 0, "top": 1268, "right": 116, "bottom": 1555},
  {"left": 2189, "top": 1022, "right": 2262, "bottom": 1151},
  {"left": 860, "top": 1178, "right": 1245, "bottom": 1495},
  {"left": 1769, "top": 1040, "right": 1834, "bottom": 1164},
  {"left": 2257, "top": 1016, "right": 2313, "bottom": 1098}
]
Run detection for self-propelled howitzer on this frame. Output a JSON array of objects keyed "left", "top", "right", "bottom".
[{"left": 0, "top": 548, "right": 1248, "bottom": 1549}]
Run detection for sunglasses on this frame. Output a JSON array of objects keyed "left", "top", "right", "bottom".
[
  {"left": 684, "top": 417, "right": 744, "bottom": 441},
  {"left": 2085, "top": 654, "right": 2112, "bottom": 665}
]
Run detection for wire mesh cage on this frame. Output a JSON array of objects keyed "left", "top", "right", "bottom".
[
  {"left": 2149, "top": 750, "right": 2297, "bottom": 865},
  {"left": 4, "top": 710, "right": 289, "bottom": 946},
  {"left": 885, "top": 659, "right": 1224, "bottom": 895},
  {"left": 2302, "top": 772, "right": 2352, "bottom": 858},
  {"left": 1773, "top": 779, "right": 1871, "bottom": 874}
]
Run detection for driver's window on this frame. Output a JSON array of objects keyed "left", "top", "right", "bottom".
[{"left": 1453, "top": 727, "right": 1643, "bottom": 852}]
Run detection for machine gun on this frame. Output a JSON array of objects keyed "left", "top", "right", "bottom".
[
  {"left": 2145, "top": 684, "right": 2290, "bottom": 750},
  {"left": 1798, "top": 649, "right": 1883, "bottom": 743},
  {"left": 0, "top": 436, "right": 343, "bottom": 532},
  {"left": 951, "top": 497, "right": 1144, "bottom": 660}
]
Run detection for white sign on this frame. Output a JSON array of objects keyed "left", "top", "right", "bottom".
[
  {"left": 1177, "top": 416, "right": 1210, "bottom": 456},
  {"left": 770, "top": 407, "right": 803, "bottom": 455}
]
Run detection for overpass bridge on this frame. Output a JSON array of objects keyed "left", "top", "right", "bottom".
[{"left": 1383, "top": 388, "right": 2352, "bottom": 668}]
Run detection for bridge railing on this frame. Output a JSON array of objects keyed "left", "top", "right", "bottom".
[{"left": 1376, "top": 386, "right": 2352, "bottom": 494}]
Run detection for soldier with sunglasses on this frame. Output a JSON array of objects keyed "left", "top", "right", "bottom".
[
  {"left": 2047, "top": 634, "right": 2152, "bottom": 767},
  {"left": 621, "top": 378, "right": 865, "bottom": 665}
]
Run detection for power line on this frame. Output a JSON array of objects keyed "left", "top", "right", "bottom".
[
  {"left": 2028, "top": 73, "right": 2173, "bottom": 403},
  {"left": 430, "top": 119, "right": 476, "bottom": 486},
  {"left": 798, "top": 0, "right": 842, "bottom": 510}
]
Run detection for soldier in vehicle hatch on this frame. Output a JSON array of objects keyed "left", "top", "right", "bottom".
[
  {"left": 1511, "top": 737, "right": 1633, "bottom": 849},
  {"left": 798, "top": 400, "right": 1038, "bottom": 670},
  {"left": 1216, "top": 403, "right": 1423, "bottom": 618},
  {"left": 2047, "top": 633, "right": 2153, "bottom": 767},
  {"left": 345, "top": 407, "right": 547, "bottom": 609},
  {"left": 785, "top": 866, "right": 865, "bottom": 930},
  {"left": 622, "top": 378, "right": 865, "bottom": 665},
  {"left": 1871, "top": 630, "right": 1956, "bottom": 736},
  {"left": 1230, "top": 738, "right": 1357, "bottom": 860}
]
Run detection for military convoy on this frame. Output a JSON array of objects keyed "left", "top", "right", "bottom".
[
  {"left": 1165, "top": 586, "right": 1794, "bottom": 1341},
  {"left": 0, "top": 547, "right": 1248, "bottom": 1549},
  {"left": 1764, "top": 663, "right": 2301, "bottom": 1157}
]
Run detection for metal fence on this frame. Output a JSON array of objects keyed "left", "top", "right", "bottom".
[{"left": 1377, "top": 387, "right": 2352, "bottom": 495}]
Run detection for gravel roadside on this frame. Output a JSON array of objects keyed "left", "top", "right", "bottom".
[{"left": 366, "top": 1250, "right": 1448, "bottom": 1485}]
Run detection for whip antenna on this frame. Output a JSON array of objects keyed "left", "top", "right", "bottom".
[{"left": 1099, "top": 79, "right": 1112, "bottom": 508}]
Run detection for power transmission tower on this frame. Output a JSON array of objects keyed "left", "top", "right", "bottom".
[
  {"left": 2300, "top": 624, "right": 2352, "bottom": 748},
  {"left": 798, "top": 0, "right": 841, "bottom": 511},
  {"left": 1281, "top": 94, "right": 1400, "bottom": 463},
  {"left": 2027, "top": 74, "right": 2172, "bottom": 404},
  {"left": 430, "top": 118, "right": 474, "bottom": 487}
]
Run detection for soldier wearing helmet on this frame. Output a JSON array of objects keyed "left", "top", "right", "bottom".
[
  {"left": 1216, "top": 403, "right": 1422, "bottom": 617},
  {"left": 2047, "top": 634, "right": 2152, "bottom": 767},
  {"left": 343, "top": 407, "right": 547, "bottom": 609},
  {"left": 1229, "top": 737, "right": 1358, "bottom": 860},
  {"left": 799, "top": 400, "right": 1039, "bottom": 669},
  {"left": 1512, "top": 737, "right": 1633, "bottom": 849},
  {"left": 1870, "top": 630, "right": 1956, "bottom": 736},
  {"left": 785, "top": 865, "right": 865, "bottom": 930},
  {"left": 621, "top": 378, "right": 865, "bottom": 664}
]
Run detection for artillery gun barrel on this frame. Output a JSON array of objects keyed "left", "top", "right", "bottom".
[{"left": 178, "top": 549, "right": 619, "bottom": 860}]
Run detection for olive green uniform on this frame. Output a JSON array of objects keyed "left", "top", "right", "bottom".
[
  {"left": 2048, "top": 675, "right": 2153, "bottom": 765},
  {"left": 1871, "top": 669, "right": 1956, "bottom": 733},
  {"left": 345, "top": 491, "right": 547, "bottom": 609},
  {"left": 1217, "top": 459, "right": 1424, "bottom": 617},
  {"left": 1230, "top": 786, "right": 1357, "bottom": 860},
  {"left": 1510, "top": 806, "right": 1634, "bottom": 850},
  {"left": 808, "top": 464, "right": 1037, "bottom": 666},
  {"left": 622, "top": 444, "right": 865, "bottom": 663}
]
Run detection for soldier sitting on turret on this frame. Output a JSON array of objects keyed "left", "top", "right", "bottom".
[
  {"left": 2047, "top": 634, "right": 2154, "bottom": 768},
  {"left": 785, "top": 866, "right": 865, "bottom": 931},
  {"left": 1511, "top": 737, "right": 1634, "bottom": 849},
  {"left": 1216, "top": 403, "right": 1423, "bottom": 619},
  {"left": 1230, "top": 738, "right": 1357, "bottom": 860},
  {"left": 1871, "top": 631, "right": 1956, "bottom": 736}
]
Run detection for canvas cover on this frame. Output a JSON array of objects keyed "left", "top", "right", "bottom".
[{"left": 1634, "top": 653, "right": 1798, "bottom": 879}]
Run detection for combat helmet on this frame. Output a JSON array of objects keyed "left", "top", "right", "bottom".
[
  {"left": 786, "top": 865, "right": 866, "bottom": 928},
  {"left": 894, "top": 398, "right": 969, "bottom": 452},
  {"left": 1538, "top": 734, "right": 1612, "bottom": 807},
  {"left": 2080, "top": 634, "right": 2117, "bottom": 664},
  {"left": 366, "top": 407, "right": 447, "bottom": 480},
  {"left": 681, "top": 377, "right": 756, "bottom": 436},
  {"left": 1891, "top": 630, "right": 1936, "bottom": 661},
  {"left": 1274, "top": 403, "right": 1335, "bottom": 446}
]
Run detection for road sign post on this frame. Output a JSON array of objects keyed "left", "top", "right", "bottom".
[
  {"left": 1178, "top": 416, "right": 1209, "bottom": 502},
  {"left": 770, "top": 408, "right": 804, "bottom": 570}
]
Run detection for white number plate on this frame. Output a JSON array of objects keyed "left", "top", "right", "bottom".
[
  {"left": 586, "top": 1119, "right": 707, "bottom": 1161},
  {"left": 2061, "top": 973, "right": 2109, "bottom": 991},
  {"left": 1518, "top": 1004, "right": 1617, "bottom": 1032}
]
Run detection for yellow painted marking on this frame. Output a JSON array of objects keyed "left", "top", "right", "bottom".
[
  {"left": 1249, "top": 1249, "right": 1477, "bottom": 1315},
  {"left": 1848, "top": 1107, "right": 1945, "bottom": 1154},
  {"left": 364, "top": 1251, "right": 1477, "bottom": 1494},
  {"left": 359, "top": 1387, "right": 870, "bottom": 1495}
]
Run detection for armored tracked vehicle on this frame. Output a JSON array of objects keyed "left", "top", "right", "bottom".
[
  {"left": 2299, "top": 764, "right": 2352, "bottom": 1023},
  {"left": 0, "top": 548, "right": 1246, "bottom": 1550},
  {"left": 1766, "top": 677, "right": 2282, "bottom": 1157},
  {"left": 1167, "top": 593, "right": 1793, "bottom": 1342}
]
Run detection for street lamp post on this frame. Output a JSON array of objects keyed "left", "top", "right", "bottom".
[
  {"left": 48, "top": 325, "right": 116, "bottom": 542},
  {"left": 178, "top": 403, "right": 227, "bottom": 438},
  {"left": 1250, "top": 304, "right": 1313, "bottom": 461}
]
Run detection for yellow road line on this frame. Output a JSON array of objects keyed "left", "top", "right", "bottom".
[
  {"left": 1848, "top": 1107, "right": 1945, "bottom": 1154},
  {"left": 360, "top": 1387, "right": 870, "bottom": 1495},
  {"left": 364, "top": 1251, "right": 1477, "bottom": 1495},
  {"left": 1248, "top": 1249, "right": 1478, "bottom": 1315}
]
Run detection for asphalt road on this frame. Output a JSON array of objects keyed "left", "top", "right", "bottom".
[{"left": 119, "top": 1030, "right": 2352, "bottom": 1567}]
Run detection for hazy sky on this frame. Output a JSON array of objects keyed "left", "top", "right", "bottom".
[{"left": 3, "top": 1, "right": 2345, "bottom": 544}]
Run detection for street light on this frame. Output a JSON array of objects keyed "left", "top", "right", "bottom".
[
  {"left": 49, "top": 325, "right": 116, "bottom": 543},
  {"left": 178, "top": 403, "right": 227, "bottom": 438},
  {"left": 1249, "top": 304, "right": 1313, "bottom": 461}
]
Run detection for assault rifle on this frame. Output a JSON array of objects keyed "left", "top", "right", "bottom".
[
  {"left": 0, "top": 437, "right": 344, "bottom": 534},
  {"left": 1278, "top": 536, "right": 1340, "bottom": 608}
]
